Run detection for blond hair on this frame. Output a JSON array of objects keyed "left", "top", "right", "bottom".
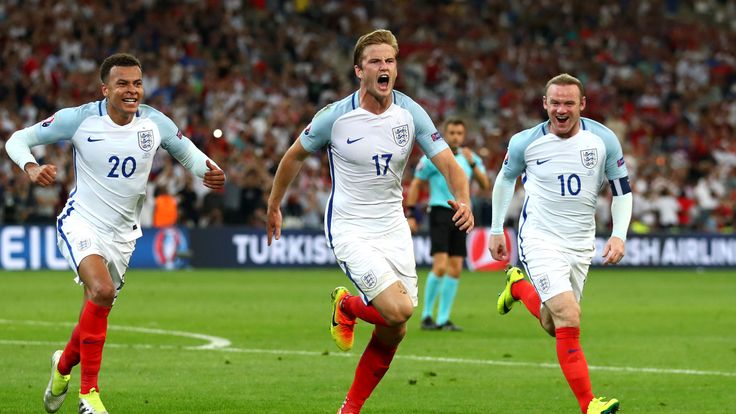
[
  {"left": 353, "top": 29, "right": 399, "bottom": 67},
  {"left": 545, "top": 73, "right": 585, "bottom": 98}
]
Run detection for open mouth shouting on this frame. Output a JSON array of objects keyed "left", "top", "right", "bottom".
[{"left": 377, "top": 73, "right": 390, "bottom": 91}]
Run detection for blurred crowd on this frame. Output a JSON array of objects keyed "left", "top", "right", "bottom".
[{"left": 1, "top": 0, "right": 735, "bottom": 235}]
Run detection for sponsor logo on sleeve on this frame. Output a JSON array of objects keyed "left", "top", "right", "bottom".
[
  {"left": 41, "top": 114, "right": 55, "bottom": 127},
  {"left": 176, "top": 130, "right": 183, "bottom": 139},
  {"left": 430, "top": 131, "right": 443, "bottom": 142},
  {"left": 617, "top": 157, "right": 625, "bottom": 167}
]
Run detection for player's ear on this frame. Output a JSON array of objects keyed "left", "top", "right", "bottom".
[
  {"left": 354, "top": 65, "right": 362, "bottom": 79},
  {"left": 101, "top": 83, "right": 109, "bottom": 97},
  {"left": 580, "top": 96, "right": 586, "bottom": 111}
]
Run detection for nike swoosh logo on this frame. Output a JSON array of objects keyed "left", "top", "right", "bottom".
[
  {"left": 87, "top": 137, "right": 104, "bottom": 142},
  {"left": 346, "top": 137, "right": 364, "bottom": 144},
  {"left": 331, "top": 305, "right": 339, "bottom": 327},
  {"left": 536, "top": 159, "right": 551, "bottom": 165}
]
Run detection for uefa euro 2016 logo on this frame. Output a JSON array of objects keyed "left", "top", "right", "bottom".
[{"left": 153, "top": 228, "right": 189, "bottom": 270}]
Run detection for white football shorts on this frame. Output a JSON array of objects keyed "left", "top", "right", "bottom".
[
  {"left": 56, "top": 209, "right": 135, "bottom": 297},
  {"left": 331, "top": 225, "right": 418, "bottom": 306},
  {"left": 519, "top": 238, "right": 594, "bottom": 303}
]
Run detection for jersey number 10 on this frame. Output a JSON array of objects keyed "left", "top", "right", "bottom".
[{"left": 557, "top": 173, "right": 581, "bottom": 196}]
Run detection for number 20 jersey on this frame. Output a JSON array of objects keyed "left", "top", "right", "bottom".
[
  {"left": 500, "top": 117, "right": 629, "bottom": 252},
  {"left": 300, "top": 90, "right": 448, "bottom": 246},
  {"left": 28, "top": 100, "right": 195, "bottom": 242}
]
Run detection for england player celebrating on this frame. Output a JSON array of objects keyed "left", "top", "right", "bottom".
[
  {"left": 489, "top": 74, "right": 631, "bottom": 414},
  {"left": 267, "top": 29, "right": 473, "bottom": 414},
  {"left": 6, "top": 53, "right": 225, "bottom": 414}
]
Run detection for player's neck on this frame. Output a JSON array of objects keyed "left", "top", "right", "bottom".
[
  {"left": 359, "top": 89, "right": 392, "bottom": 115},
  {"left": 106, "top": 103, "right": 135, "bottom": 126}
]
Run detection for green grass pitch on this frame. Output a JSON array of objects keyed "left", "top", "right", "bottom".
[{"left": 1, "top": 268, "right": 734, "bottom": 413}]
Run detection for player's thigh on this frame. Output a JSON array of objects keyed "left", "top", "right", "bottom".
[
  {"left": 57, "top": 214, "right": 134, "bottom": 295},
  {"left": 429, "top": 207, "right": 453, "bottom": 255},
  {"left": 520, "top": 241, "right": 576, "bottom": 303},
  {"left": 332, "top": 228, "right": 418, "bottom": 306}
]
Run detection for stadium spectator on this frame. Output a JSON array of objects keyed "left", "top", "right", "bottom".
[
  {"left": 5, "top": 53, "right": 225, "bottom": 414},
  {"left": 0, "top": 1, "right": 735, "bottom": 234},
  {"left": 265, "top": 29, "right": 473, "bottom": 414},
  {"left": 489, "top": 74, "right": 631, "bottom": 414},
  {"left": 153, "top": 185, "right": 178, "bottom": 228}
]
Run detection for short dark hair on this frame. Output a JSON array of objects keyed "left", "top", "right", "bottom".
[
  {"left": 100, "top": 53, "right": 141, "bottom": 83},
  {"left": 444, "top": 118, "right": 466, "bottom": 130}
]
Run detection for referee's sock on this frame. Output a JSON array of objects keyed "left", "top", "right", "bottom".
[
  {"left": 421, "top": 272, "right": 440, "bottom": 320},
  {"left": 436, "top": 275, "right": 459, "bottom": 325}
]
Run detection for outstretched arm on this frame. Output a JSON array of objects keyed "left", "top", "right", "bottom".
[
  {"left": 430, "top": 148, "right": 474, "bottom": 232},
  {"left": 602, "top": 191, "right": 633, "bottom": 265},
  {"left": 6, "top": 129, "right": 58, "bottom": 186},
  {"left": 267, "top": 137, "right": 312, "bottom": 245},
  {"left": 488, "top": 172, "right": 517, "bottom": 261}
]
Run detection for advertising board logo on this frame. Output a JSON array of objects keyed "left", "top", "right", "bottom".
[
  {"left": 153, "top": 228, "right": 189, "bottom": 269},
  {"left": 465, "top": 227, "right": 516, "bottom": 272}
]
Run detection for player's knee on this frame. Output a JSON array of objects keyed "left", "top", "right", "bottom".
[
  {"left": 554, "top": 307, "right": 580, "bottom": 328},
  {"left": 382, "top": 303, "right": 413, "bottom": 326},
  {"left": 88, "top": 283, "right": 116, "bottom": 306}
]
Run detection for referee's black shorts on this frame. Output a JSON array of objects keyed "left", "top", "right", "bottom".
[{"left": 428, "top": 206, "right": 467, "bottom": 257}]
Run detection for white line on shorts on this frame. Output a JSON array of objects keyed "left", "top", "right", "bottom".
[{"left": 1, "top": 319, "right": 733, "bottom": 378}]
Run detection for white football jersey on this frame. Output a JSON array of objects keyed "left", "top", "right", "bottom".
[
  {"left": 300, "top": 90, "right": 448, "bottom": 246},
  {"left": 8, "top": 100, "right": 210, "bottom": 242},
  {"left": 500, "top": 117, "right": 629, "bottom": 252}
]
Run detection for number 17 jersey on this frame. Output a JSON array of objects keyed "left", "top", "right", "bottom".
[{"left": 300, "top": 90, "right": 448, "bottom": 246}]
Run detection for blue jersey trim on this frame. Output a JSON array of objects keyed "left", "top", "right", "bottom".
[
  {"left": 326, "top": 146, "right": 337, "bottom": 248},
  {"left": 98, "top": 100, "right": 103, "bottom": 116},
  {"left": 69, "top": 147, "right": 78, "bottom": 197},
  {"left": 341, "top": 262, "right": 368, "bottom": 302},
  {"left": 57, "top": 201, "right": 78, "bottom": 269},
  {"left": 351, "top": 92, "right": 357, "bottom": 110},
  {"left": 542, "top": 123, "right": 547, "bottom": 135}
]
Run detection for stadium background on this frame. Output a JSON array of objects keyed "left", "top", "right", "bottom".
[{"left": 0, "top": 1, "right": 735, "bottom": 413}]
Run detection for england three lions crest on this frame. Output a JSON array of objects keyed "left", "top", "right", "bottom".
[
  {"left": 392, "top": 124, "right": 409, "bottom": 147},
  {"left": 580, "top": 148, "right": 598, "bottom": 169},
  {"left": 138, "top": 130, "right": 154, "bottom": 152}
]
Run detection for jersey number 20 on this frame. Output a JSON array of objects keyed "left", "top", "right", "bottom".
[{"left": 107, "top": 155, "right": 137, "bottom": 178}]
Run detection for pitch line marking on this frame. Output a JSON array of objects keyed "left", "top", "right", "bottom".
[
  {"left": 0, "top": 319, "right": 230, "bottom": 350},
  {"left": 1, "top": 320, "right": 734, "bottom": 378}
]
